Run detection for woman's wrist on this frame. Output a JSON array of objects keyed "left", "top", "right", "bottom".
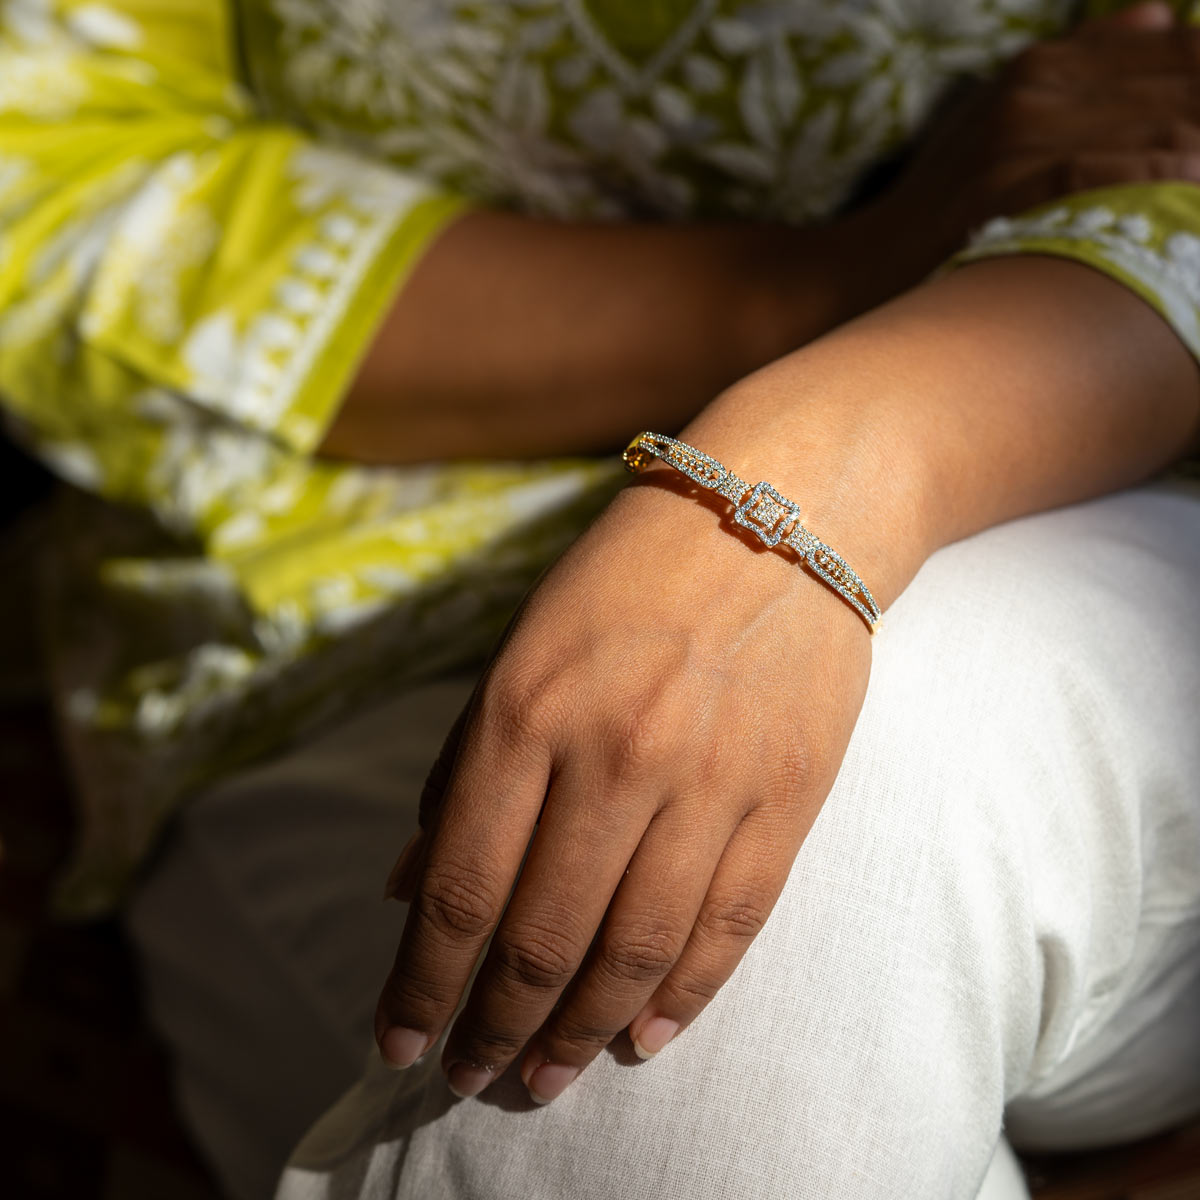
[
  {"left": 662, "top": 252, "right": 1200, "bottom": 621},
  {"left": 667, "top": 367, "right": 939, "bottom": 618}
]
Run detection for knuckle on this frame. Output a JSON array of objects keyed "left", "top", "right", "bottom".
[
  {"left": 751, "top": 746, "right": 810, "bottom": 816},
  {"left": 663, "top": 971, "right": 722, "bottom": 1008},
  {"left": 378, "top": 968, "right": 452, "bottom": 1024},
  {"left": 479, "top": 671, "right": 560, "bottom": 751},
  {"left": 547, "top": 1012, "right": 617, "bottom": 1054},
  {"left": 492, "top": 924, "right": 579, "bottom": 993},
  {"left": 454, "top": 1023, "right": 528, "bottom": 1066},
  {"left": 610, "top": 704, "right": 673, "bottom": 775},
  {"left": 597, "top": 924, "right": 681, "bottom": 985},
  {"left": 696, "top": 890, "right": 771, "bottom": 944},
  {"left": 416, "top": 863, "right": 500, "bottom": 941},
  {"left": 485, "top": 688, "right": 542, "bottom": 747},
  {"left": 763, "top": 738, "right": 810, "bottom": 799}
]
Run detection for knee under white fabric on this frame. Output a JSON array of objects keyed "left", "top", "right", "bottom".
[{"left": 127, "top": 480, "right": 1200, "bottom": 1200}]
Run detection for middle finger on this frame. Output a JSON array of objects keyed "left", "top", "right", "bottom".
[
  {"left": 438, "top": 756, "right": 656, "bottom": 1098},
  {"left": 516, "top": 795, "right": 737, "bottom": 1104}
]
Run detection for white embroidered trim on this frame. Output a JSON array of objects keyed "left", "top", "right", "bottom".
[
  {"left": 180, "top": 146, "right": 438, "bottom": 448},
  {"left": 959, "top": 203, "right": 1200, "bottom": 359}
]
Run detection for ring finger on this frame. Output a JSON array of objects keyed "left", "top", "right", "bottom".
[
  {"left": 516, "top": 797, "right": 740, "bottom": 1104},
  {"left": 437, "top": 760, "right": 657, "bottom": 1098},
  {"left": 626, "top": 804, "right": 799, "bottom": 1063}
]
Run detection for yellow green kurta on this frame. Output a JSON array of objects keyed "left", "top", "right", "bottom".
[{"left": 2, "top": 0, "right": 1197, "bottom": 915}]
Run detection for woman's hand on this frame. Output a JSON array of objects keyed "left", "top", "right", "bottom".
[
  {"left": 875, "top": 0, "right": 1200, "bottom": 274},
  {"left": 373, "top": 238, "right": 1200, "bottom": 1105},
  {"left": 374, "top": 456, "right": 897, "bottom": 1104}
]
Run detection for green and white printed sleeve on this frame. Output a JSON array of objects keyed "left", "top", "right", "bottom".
[
  {"left": 940, "top": 181, "right": 1200, "bottom": 397},
  {"left": 0, "top": 0, "right": 469, "bottom": 544},
  {"left": 0, "top": 1, "right": 623, "bottom": 916}
]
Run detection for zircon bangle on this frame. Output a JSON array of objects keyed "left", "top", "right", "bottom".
[{"left": 622, "top": 431, "right": 881, "bottom": 633}]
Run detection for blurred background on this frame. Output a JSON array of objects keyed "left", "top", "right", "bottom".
[{"left": 0, "top": 432, "right": 221, "bottom": 1200}]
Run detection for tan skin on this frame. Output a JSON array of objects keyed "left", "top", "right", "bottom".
[
  {"left": 320, "top": 1, "right": 1200, "bottom": 465},
  {"left": 319, "top": 2, "right": 1200, "bottom": 1105}
]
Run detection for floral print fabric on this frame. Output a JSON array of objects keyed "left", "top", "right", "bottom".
[{"left": 1, "top": 0, "right": 1197, "bottom": 915}]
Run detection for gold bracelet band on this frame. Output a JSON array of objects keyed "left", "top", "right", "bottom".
[{"left": 623, "top": 431, "right": 881, "bottom": 633}]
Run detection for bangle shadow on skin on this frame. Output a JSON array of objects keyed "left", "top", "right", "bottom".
[
  {"left": 623, "top": 467, "right": 784, "bottom": 558},
  {"left": 624, "top": 464, "right": 883, "bottom": 631}
]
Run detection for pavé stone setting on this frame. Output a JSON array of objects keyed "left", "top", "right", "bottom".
[
  {"left": 622, "top": 432, "right": 881, "bottom": 631},
  {"left": 733, "top": 480, "right": 802, "bottom": 548}
]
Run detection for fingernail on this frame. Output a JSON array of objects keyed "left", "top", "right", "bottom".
[
  {"left": 632, "top": 1016, "right": 679, "bottom": 1059},
  {"left": 527, "top": 1062, "right": 579, "bottom": 1105},
  {"left": 382, "top": 830, "right": 425, "bottom": 901},
  {"left": 379, "top": 1026, "right": 430, "bottom": 1069},
  {"left": 446, "top": 1062, "right": 496, "bottom": 1099}
]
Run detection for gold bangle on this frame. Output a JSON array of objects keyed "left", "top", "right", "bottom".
[{"left": 623, "top": 431, "right": 881, "bottom": 633}]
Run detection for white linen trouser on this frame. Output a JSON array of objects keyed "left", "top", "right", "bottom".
[{"left": 126, "top": 480, "right": 1200, "bottom": 1200}]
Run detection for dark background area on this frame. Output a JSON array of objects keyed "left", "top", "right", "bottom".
[
  {"left": 0, "top": 435, "right": 220, "bottom": 1200},
  {"left": 0, "top": 430, "right": 1196, "bottom": 1200}
]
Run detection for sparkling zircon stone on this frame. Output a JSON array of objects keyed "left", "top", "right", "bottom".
[
  {"left": 733, "top": 481, "right": 801, "bottom": 548},
  {"left": 665, "top": 439, "right": 728, "bottom": 489}
]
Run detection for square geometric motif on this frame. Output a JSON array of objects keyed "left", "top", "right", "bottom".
[{"left": 733, "top": 480, "right": 801, "bottom": 547}]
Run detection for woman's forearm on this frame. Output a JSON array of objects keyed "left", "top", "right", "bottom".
[
  {"left": 318, "top": 202, "right": 927, "bottom": 464},
  {"left": 668, "top": 254, "right": 1200, "bottom": 618}
]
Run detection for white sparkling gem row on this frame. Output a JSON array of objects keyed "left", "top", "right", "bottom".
[{"left": 628, "top": 433, "right": 881, "bottom": 630}]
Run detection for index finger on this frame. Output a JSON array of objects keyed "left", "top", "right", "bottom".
[{"left": 374, "top": 695, "right": 551, "bottom": 1069}]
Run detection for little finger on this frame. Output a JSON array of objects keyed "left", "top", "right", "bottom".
[{"left": 626, "top": 806, "right": 799, "bottom": 1061}]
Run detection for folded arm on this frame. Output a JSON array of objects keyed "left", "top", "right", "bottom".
[{"left": 316, "top": 201, "right": 930, "bottom": 464}]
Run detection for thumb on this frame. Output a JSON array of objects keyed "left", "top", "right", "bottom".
[
  {"left": 381, "top": 695, "right": 471, "bottom": 903},
  {"left": 382, "top": 680, "right": 480, "bottom": 903},
  {"left": 417, "top": 692, "right": 475, "bottom": 832}
]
